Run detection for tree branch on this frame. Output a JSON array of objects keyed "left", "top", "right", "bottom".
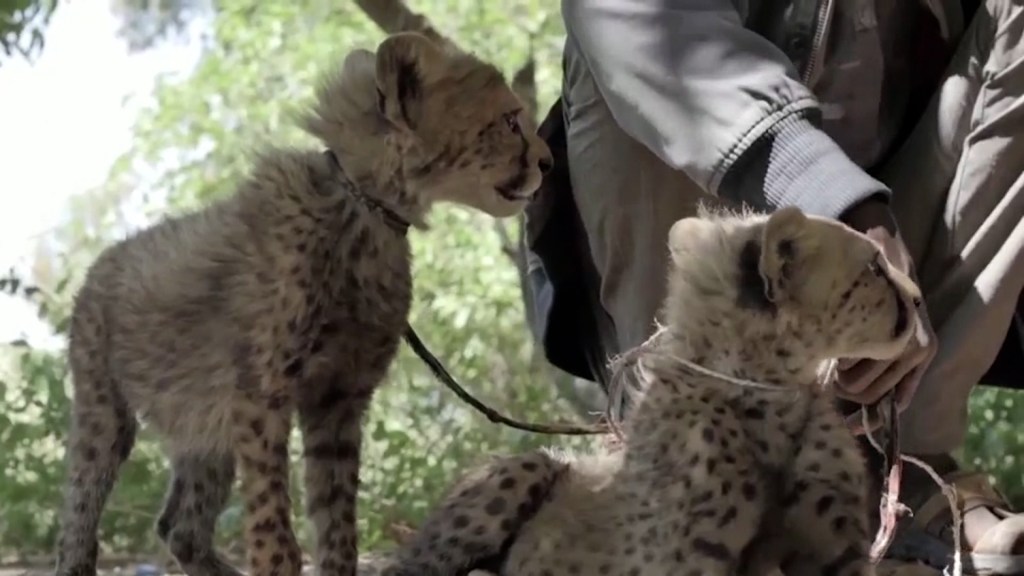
[
  {"left": 511, "top": 54, "right": 536, "bottom": 120},
  {"left": 353, "top": 0, "right": 450, "bottom": 47}
]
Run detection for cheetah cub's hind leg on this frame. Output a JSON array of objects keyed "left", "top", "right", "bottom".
[
  {"left": 55, "top": 298, "right": 139, "bottom": 576},
  {"left": 155, "top": 452, "right": 243, "bottom": 576},
  {"left": 676, "top": 432, "right": 766, "bottom": 575},
  {"left": 386, "top": 451, "right": 566, "bottom": 576},
  {"left": 297, "top": 392, "right": 370, "bottom": 576}
]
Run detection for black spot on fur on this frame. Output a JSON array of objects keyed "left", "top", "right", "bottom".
[
  {"left": 817, "top": 494, "right": 836, "bottom": 515},
  {"left": 718, "top": 505, "right": 737, "bottom": 528},
  {"left": 495, "top": 133, "right": 531, "bottom": 198},
  {"left": 743, "top": 407, "right": 765, "bottom": 420},
  {"left": 693, "top": 538, "right": 733, "bottom": 562}
]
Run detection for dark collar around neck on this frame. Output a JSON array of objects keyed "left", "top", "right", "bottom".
[{"left": 323, "top": 150, "right": 411, "bottom": 236}]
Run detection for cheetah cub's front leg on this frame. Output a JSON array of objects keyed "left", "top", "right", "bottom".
[
  {"left": 675, "top": 422, "right": 766, "bottom": 576},
  {"left": 231, "top": 353, "right": 304, "bottom": 576},
  {"left": 297, "top": 389, "right": 372, "bottom": 576},
  {"left": 778, "top": 404, "right": 875, "bottom": 576},
  {"left": 386, "top": 451, "right": 566, "bottom": 576}
]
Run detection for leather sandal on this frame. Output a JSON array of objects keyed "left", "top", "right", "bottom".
[{"left": 887, "top": 470, "right": 1024, "bottom": 575}]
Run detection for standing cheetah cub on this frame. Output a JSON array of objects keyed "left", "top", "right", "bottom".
[
  {"left": 54, "top": 31, "right": 552, "bottom": 576},
  {"left": 370, "top": 206, "right": 922, "bottom": 576}
]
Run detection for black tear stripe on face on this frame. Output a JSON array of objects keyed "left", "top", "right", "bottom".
[
  {"left": 496, "top": 132, "right": 530, "bottom": 198},
  {"left": 737, "top": 239, "right": 777, "bottom": 313},
  {"left": 510, "top": 131, "right": 530, "bottom": 187}
]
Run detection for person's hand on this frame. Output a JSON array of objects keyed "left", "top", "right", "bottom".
[{"left": 834, "top": 197, "right": 939, "bottom": 434}]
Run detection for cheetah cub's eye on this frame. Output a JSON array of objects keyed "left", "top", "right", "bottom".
[
  {"left": 503, "top": 110, "right": 522, "bottom": 134},
  {"left": 868, "top": 253, "right": 883, "bottom": 277}
]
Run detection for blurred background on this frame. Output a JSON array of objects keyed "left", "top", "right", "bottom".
[{"left": 0, "top": 0, "right": 1020, "bottom": 570}]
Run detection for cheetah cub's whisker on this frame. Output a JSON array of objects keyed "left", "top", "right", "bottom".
[
  {"left": 54, "top": 31, "right": 552, "bottom": 576},
  {"left": 356, "top": 205, "right": 922, "bottom": 576}
]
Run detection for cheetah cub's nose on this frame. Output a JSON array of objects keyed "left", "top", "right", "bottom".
[{"left": 538, "top": 155, "right": 553, "bottom": 174}]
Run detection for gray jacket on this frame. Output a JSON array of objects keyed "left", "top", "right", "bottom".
[
  {"left": 561, "top": 0, "right": 964, "bottom": 218},
  {"left": 526, "top": 0, "right": 968, "bottom": 381}
]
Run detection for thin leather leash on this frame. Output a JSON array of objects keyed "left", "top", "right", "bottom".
[
  {"left": 325, "top": 150, "right": 605, "bottom": 436},
  {"left": 403, "top": 327, "right": 606, "bottom": 435},
  {"left": 324, "top": 150, "right": 411, "bottom": 235}
]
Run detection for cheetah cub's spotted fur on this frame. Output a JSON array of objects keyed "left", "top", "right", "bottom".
[
  {"left": 364, "top": 206, "right": 923, "bottom": 576},
  {"left": 54, "top": 32, "right": 552, "bottom": 576}
]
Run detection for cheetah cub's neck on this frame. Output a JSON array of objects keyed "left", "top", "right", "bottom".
[
  {"left": 653, "top": 315, "right": 825, "bottom": 389},
  {"left": 301, "top": 50, "right": 433, "bottom": 228}
]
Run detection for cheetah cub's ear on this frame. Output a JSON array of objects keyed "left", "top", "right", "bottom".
[
  {"left": 758, "top": 206, "right": 819, "bottom": 303},
  {"left": 667, "top": 215, "right": 720, "bottom": 268},
  {"left": 375, "top": 32, "right": 445, "bottom": 132}
]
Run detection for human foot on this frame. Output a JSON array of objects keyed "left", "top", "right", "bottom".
[{"left": 887, "top": 455, "right": 1024, "bottom": 575}]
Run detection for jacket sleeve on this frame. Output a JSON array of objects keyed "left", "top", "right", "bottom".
[{"left": 561, "top": 0, "right": 890, "bottom": 218}]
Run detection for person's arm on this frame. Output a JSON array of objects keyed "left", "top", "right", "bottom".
[{"left": 561, "top": 0, "right": 889, "bottom": 219}]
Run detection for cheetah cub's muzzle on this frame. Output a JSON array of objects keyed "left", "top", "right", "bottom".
[{"left": 751, "top": 205, "right": 924, "bottom": 363}]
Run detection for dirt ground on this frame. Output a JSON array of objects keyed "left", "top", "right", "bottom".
[{"left": 0, "top": 559, "right": 944, "bottom": 576}]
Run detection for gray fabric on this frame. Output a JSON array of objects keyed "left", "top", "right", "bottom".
[
  {"left": 559, "top": 0, "right": 946, "bottom": 219},
  {"left": 719, "top": 111, "right": 889, "bottom": 217},
  {"left": 878, "top": 0, "right": 1024, "bottom": 456}
]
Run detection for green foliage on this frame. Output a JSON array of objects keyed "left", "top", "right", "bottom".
[
  {"left": 961, "top": 388, "right": 1024, "bottom": 508},
  {"left": 109, "top": 0, "right": 207, "bottom": 52},
  {"left": 0, "top": 0, "right": 58, "bottom": 64},
  {"left": 0, "top": 0, "right": 207, "bottom": 65}
]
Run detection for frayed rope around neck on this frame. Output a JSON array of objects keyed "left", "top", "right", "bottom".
[{"left": 602, "top": 321, "right": 822, "bottom": 441}]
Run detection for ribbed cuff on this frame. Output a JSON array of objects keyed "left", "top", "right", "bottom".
[{"left": 720, "top": 112, "right": 891, "bottom": 220}]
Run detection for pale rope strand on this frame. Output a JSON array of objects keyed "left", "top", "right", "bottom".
[
  {"left": 819, "top": 357, "right": 840, "bottom": 389},
  {"left": 604, "top": 325, "right": 664, "bottom": 442},
  {"left": 861, "top": 407, "right": 963, "bottom": 576},
  {"left": 816, "top": 363, "right": 961, "bottom": 575},
  {"left": 604, "top": 322, "right": 804, "bottom": 442}
]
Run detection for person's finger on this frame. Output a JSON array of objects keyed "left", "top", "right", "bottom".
[
  {"left": 837, "top": 358, "right": 860, "bottom": 371},
  {"left": 850, "top": 355, "right": 919, "bottom": 406},
  {"left": 846, "top": 409, "right": 865, "bottom": 435},
  {"left": 894, "top": 347, "right": 934, "bottom": 412},
  {"left": 835, "top": 358, "right": 890, "bottom": 398},
  {"left": 895, "top": 365, "right": 924, "bottom": 412},
  {"left": 845, "top": 407, "right": 883, "bottom": 436}
]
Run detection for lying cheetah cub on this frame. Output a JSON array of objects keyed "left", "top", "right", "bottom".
[
  {"left": 369, "top": 206, "right": 922, "bottom": 576},
  {"left": 54, "top": 32, "right": 552, "bottom": 576}
]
